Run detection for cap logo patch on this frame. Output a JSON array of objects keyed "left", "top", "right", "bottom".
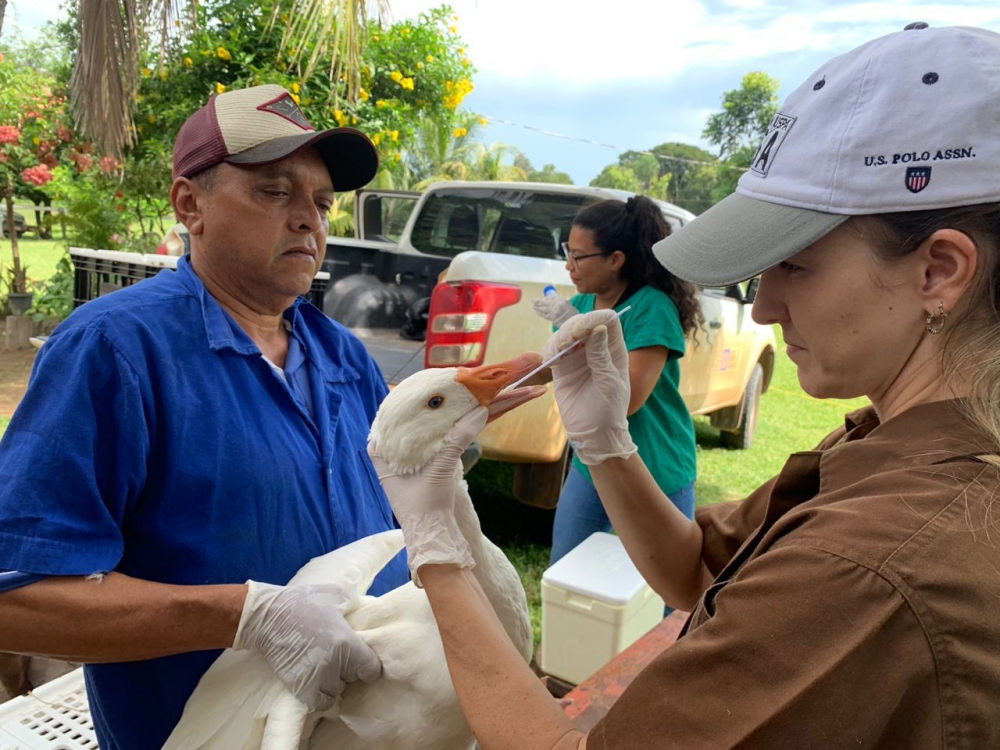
[
  {"left": 905, "top": 166, "right": 931, "bottom": 193},
  {"left": 750, "top": 113, "right": 797, "bottom": 177},
  {"left": 258, "top": 93, "right": 314, "bottom": 131}
]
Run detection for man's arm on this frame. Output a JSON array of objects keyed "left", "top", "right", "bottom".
[{"left": 0, "top": 573, "right": 245, "bottom": 661}]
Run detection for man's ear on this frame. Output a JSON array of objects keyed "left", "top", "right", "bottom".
[
  {"left": 917, "top": 229, "right": 978, "bottom": 314},
  {"left": 171, "top": 178, "right": 204, "bottom": 236}
]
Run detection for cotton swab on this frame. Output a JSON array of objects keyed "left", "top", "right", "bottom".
[{"left": 502, "top": 306, "right": 631, "bottom": 392}]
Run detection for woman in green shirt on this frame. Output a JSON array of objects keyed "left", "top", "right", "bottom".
[{"left": 544, "top": 195, "right": 704, "bottom": 565}]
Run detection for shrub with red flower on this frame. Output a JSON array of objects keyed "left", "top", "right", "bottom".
[{"left": 21, "top": 165, "right": 54, "bottom": 187}]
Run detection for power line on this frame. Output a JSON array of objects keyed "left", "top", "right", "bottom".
[{"left": 484, "top": 116, "right": 750, "bottom": 174}]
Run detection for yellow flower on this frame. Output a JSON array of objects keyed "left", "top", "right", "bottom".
[
  {"left": 445, "top": 80, "right": 454, "bottom": 91},
  {"left": 333, "top": 109, "right": 349, "bottom": 127},
  {"left": 148, "top": 114, "right": 157, "bottom": 124},
  {"left": 375, "top": 99, "right": 388, "bottom": 109},
  {"left": 390, "top": 70, "right": 403, "bottom": 82},
  {"left": 174, "top": 19, "right": 180, "bottom": 26},
  {"left": 458, "top": 47, "right": 465, "bottom": 55},
  {"left": 141, "top": 67, "right": 152, "bottom": 76},
  {"left": 359, "top": 88, "right": 370, "bottom": 101},
  {"left": 33, "top": 136, "right": 41, "bottom": 145},
  {"left": 372, "top": 35, "right": 380, "bottom": 42},
  {"left": 303, "top": 97, "right": 313, "bottom": 106},
  {"left": 216, "top": 47, "right": 231, "bottom": 61},
  {"left": 416, "top": 62, "right": 424, "bottom": 70},
  {"left": 461, "top": 58, "right": 470, "bottom": 67},
  {"left": 478, "top": 116, "right": 488, "bottom": 125},
  {"left": 400, "top": 77, "right": 414, "bottom": 91},
  {"left": 291, "top": 93, "right": 300, "bottom": 104},
  {"left": 426, "top": 54, "right": 435, "bottom": 63},
  {"left": 216, "top": 82, "right": 227, "bottom": 94},
  {"left": 291, "top": 82, "right": 300, "bottom": 93},
  {"left": 394, "top": 153, "right": 401, "bottom": 162},
  {"left": 449, "top": 25, "right": 457, "bottom": 33},
  {"left": 390, "top": 130, "right": 399, "bottom": 141},
  {"left": 280, "top": 13, "right": 289, "bottom": 22},
  {"left": 372, "top": 133, "right": 382, "bottom": 146},
  {"left": 159, "top": 69, "right": 169, "bottom": 81},
  {"left": 183, "top": 57, "right": 193, "bottom": 68},
  {"left": 401, "top": 28, "right": 410, "bottom": 36},
  {"left": 452, "top": 127, "right": 467, "bottom": 138},
  {"left": 351, "top": 116, "right": 358, "bottom": 124}
]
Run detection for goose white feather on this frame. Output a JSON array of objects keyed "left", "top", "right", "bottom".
[{"left": 162, "top": 358, "right": 545, "bottom": 750}]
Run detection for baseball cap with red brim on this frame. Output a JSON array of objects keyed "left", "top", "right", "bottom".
[{"left": 172, "top": 84, "right": 378, "bottom": 191}]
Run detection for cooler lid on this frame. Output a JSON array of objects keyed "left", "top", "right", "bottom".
[{"left": 542, "top": 532, "right": 648, "bottom": 605}]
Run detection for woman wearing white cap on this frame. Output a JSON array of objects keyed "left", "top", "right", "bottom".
[{"left": 370, "top": 23, "right": 1000, "bottom": 748}]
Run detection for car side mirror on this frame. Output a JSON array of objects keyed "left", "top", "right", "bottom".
[{"left": 744, "top": 277, "right": 760, "bottom": 304}]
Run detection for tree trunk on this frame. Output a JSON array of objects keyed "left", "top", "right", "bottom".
[
  {"left": 5, "top": 192, "right": 25, "bottom": 293},
  {"left": 0, "top": 0, "right": 7, "bottom": 41}
]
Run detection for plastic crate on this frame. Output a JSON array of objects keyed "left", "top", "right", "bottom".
[
  {"left": 0, "top": 668, "right": 97, "bottom": 749},
  {"left": 68, "top": 248, "right": 331, "bottom": 310}
]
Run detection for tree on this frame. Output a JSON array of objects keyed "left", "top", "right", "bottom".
[
  {"left": 0, "top": 51, "right": 93, "bottom": 295},
  {"left": 702, "top": 71, "right": 780, "bottom": 202},
  {"left": 590, "top": 155, "right": 671, "bottom": 201}
]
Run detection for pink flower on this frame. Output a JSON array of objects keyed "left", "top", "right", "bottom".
[
  {"left": 41, "top": 153, "right": 58, "bottom": 168},
  {"left": 58, "top": 127, "right": 73, "bottom": 142},
  {"left": 98, "top": 155, "right": 119, "bottom": 175},
  {"left": 0, "top": 126, "right": 20, "bottom": 144},
  {"left": 21, "top": 164, "right": 54, "bottom": 186},
  {"left": 73, "top": 153, "right": 93, "bottom": 173}
]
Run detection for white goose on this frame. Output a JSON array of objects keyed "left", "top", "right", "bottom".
[{"left": 163, "top": 353, "right": 547, "bottom": 750}]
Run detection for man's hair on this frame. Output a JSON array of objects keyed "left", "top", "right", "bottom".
[{"left": 191, "top": 164, "right": 221, "bottom": 193}]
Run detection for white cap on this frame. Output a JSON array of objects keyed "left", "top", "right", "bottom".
[{"left": 654, "top": 24, "right": 1000, "bottom": 286}]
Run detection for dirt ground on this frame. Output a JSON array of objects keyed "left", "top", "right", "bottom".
[{"left": 0, "top": 348, "right": 36, "bottom": 418}]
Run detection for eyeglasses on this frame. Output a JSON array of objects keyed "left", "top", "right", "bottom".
[{"left": 560, "top": 242, "right": 603, "bottom": 266}]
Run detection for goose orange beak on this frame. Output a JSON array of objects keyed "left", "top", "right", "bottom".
[{"left": 456, "top": 353, "right": 547, "bottom": 422}]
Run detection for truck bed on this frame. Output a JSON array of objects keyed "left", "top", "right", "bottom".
[{"left": 353, "top": 329, "right": 426, "bottom": 386}]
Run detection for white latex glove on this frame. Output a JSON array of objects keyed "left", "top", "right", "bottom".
[
  {"left": 233, "top": 581, "right": 381, "bottom": 711},
  {"left": 542, "top": 310, "right": 637, "bottom": 465},
  {"left": 367, "top": 408, "right": 488, "bottom": 587},
  {"left": 532, "top": 295, "right": 578, "bottom": 326}
]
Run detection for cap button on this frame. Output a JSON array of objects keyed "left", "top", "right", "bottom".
[{"left": 903, "top": 21, "right": 929, "bottom": 30}]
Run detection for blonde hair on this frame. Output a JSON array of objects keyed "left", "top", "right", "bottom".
[{"left": 848, "top": 205, "right": 1000, "bottom": 465}]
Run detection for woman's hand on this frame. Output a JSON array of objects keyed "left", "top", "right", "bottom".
[
  {"left": 367, "top": 408, "right": 488, "bottom": 586},
  {"left": 542, "top": 310, "right": 636, "bottom": 465}
]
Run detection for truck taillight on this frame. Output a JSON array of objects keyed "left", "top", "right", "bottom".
[{"left": 425, "top": 281, "right": 521, "bottom": 367}]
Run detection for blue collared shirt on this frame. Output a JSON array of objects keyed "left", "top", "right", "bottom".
[{"left": 0, "top": 255, "right": 407, "bottom": 749}]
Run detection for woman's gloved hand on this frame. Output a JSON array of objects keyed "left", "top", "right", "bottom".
[
  {"left": 532, "top": 294, "right": 578, "bottom": 327},
  {"left": 367, "top": 408, "right": 488, "bottom": 586},
  {"left": 233, "top": 581, "right": 381, "bottom": 711},
  {"left": 542, "top": 310, "right": 637, "bottom": 465}
]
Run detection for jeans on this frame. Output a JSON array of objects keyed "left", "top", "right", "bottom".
[{"left": 549, "top": 467, "right": 696, "bottom": 616}]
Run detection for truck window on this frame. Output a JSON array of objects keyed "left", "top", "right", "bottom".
[{"left": 409, "top": 190, "right": 593, "bottom": 259}]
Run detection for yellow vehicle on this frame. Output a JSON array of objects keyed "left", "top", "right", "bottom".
[{"left": 342, "top": 182, "right": 777, "bottom": 507}]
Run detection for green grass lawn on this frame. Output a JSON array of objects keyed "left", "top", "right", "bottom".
[{"left": 1, "top": 235, "right": 69, "bottom": 287}]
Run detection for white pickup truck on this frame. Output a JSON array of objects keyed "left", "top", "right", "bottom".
[
  {"left": 328, "top": 181, "right": 777, "bottom": 507},
  {"left": 67, "top": 181, "right": 776, "bottom": 508}
]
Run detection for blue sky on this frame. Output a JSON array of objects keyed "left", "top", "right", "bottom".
[{"left": 7, "top": 0, "right": 1000, "bottom": 184}]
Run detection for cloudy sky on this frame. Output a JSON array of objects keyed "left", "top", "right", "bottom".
[{"left": 7, "top": 0, "right": 1000, "bottom": 184}]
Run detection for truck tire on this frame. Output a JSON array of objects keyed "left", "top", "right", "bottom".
[{"left": 720, "top": 363, "right": 763, "bottom": 450}]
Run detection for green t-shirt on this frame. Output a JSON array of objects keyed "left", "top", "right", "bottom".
[{"left": 569, "top": 286, "right": 697, "bottom": 495}]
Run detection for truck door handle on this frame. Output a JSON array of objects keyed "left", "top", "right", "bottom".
[{"left": 709, "top": 319, "right": 723, "bottom": 329}]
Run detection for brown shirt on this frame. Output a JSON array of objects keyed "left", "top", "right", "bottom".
[{"left": 590, "top": 400, "right": 1000, "bottom": 749}]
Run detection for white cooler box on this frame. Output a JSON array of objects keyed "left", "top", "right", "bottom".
[{"left": 540, "top": 532, "right": 664, "bottom": 685}]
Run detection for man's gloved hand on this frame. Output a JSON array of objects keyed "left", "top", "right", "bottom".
[
  {"left": 532, "top": 294, "right": 578, "bottom": 327},
  {"left": 233, "top": 581, "right": 381, "bottom": 711},
  {"left": 367, "top": 408, "right": 487, "bottom": 586},
  {"left": 542, "top": 310, "right": 637, "bottom": 465}
]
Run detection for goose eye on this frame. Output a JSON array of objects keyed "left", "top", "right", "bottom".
[{"left": 427, "top": 395, "right": 445, "bottom": 409}]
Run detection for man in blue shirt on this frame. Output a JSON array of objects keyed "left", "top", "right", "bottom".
[{"left": 0, "top": 84, "right": 408, "bottom": 749}]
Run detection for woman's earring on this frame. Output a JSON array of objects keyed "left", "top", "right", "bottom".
[{"left": 925, "top": 302, "right": 949, "bottom": 334}]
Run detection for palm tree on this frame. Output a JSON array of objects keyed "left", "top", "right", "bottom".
[{"left": 61, "top": 0, "right": 388, "bottom": 159}]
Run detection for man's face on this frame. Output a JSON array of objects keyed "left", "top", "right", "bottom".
[{"left": 190, "top": 147, "right": 334, "bottom": 312}]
